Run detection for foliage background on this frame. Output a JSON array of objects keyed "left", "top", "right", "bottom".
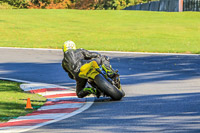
[{"left": 0, "top": 0, "right": 154, "bottom": 9}]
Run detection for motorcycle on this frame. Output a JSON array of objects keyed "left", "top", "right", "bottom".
[{"left": 79, "top": 61, "right": 125, "bottom": 100}]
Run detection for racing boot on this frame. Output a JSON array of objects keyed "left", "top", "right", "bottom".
[
  {"left": 95, "top": 88, "right": 101, "bottom": 98},
  {"left": 78, "top": 87, "right": 97, "bottom": 98}
]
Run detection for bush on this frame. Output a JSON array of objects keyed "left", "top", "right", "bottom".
[
  {"left": 28, "top": 0, "right": 73, "bottom": 9},
  {"left": 101, "top": 0, "right": 127, "bottom": 10},
  {"left": 0, "top": 0, "right": 73, "bottom": 9},
  {"left": 0, "top": 2, "right": 16, "bottom": 9},
  {"left": 0, "top": 0, "right": 30, "bottom": 8},
  {"left": 0, "top": 0, "right": 154, "bottom": 9},
  {"left": 75, "top": 0, "right": 128, "bottom": 10}
]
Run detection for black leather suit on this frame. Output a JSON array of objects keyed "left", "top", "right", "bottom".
[{"left": 62, "top": 48, "right": 110, "bottom": 98}]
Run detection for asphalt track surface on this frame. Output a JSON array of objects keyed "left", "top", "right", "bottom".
[{"left": 0, "top": 48, "right": 200, "bottom": 133}]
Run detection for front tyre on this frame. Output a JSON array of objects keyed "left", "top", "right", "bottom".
[{"left": 94, "top": 74, "right": 123, "bottom": 100}]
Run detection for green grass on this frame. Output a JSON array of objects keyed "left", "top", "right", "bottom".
[
  {"left": 0, "top": 10, "right": 200, "bottom": 54},
  {"left": 0, "top": 80, "right": 46, "bottom": 122}
]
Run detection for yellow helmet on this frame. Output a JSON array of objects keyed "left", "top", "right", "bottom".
[{"left": 62, "top": 41, "right": 76, "bottom": 52}]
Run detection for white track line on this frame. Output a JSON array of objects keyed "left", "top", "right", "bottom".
[
  {"left": 0, "top": 47, "right": 199, "bottom": 56},
  {"left": 0, "top": 77, "right": 69, "bottom": 89},
  {"left": 20, "top": 84, "right": 65, "bottom": 91},
  {"left": 47, "top": 97, "right": 86, "bottom": 102},
  {"left": 37, "top": 90, "right": 75, "bottom": 96},
  {"left": 0, "top": 77, "right": 94, "bottom": 133},
  {"left": 11, "top": 114, "right": 68, "bottom": 121},
  {"left": 14, "top": 99, "right": 94, "bottom": 133},
  {"left": 47, "top": 96, "right": 78, "bottom": 99},
  {"left": 0, "top": 126, "right": 33, "bottom": 133},
  {"left": 38, "top": 103, "right": 84, "bottom": 110}
]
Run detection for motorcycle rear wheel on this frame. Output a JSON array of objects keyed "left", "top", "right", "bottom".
[{"left": 94, "top": 74, "right": 123, "bottom": 100}]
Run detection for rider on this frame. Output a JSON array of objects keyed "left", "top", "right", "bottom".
[{"left": 62, "top": 40, "right": 114, "bottom": 98}]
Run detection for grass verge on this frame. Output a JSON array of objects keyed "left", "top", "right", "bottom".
[
  {"left": 0, "top": 80, "right": 46, "bottom": 122},
  {"left": 0, "top": 10, "right": 200, "bottom": 54}
]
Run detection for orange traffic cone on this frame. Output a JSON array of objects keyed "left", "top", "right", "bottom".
[{"left": 25, "top": 98, "right": 33, "bottom": 109}]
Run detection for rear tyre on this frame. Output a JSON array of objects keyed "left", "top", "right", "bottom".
[
  {"left": 120, "top": 88, "right": 125, "bottom": 97},
  {"left": 94, "top": 74, "right": 123, "bottom": 100}
]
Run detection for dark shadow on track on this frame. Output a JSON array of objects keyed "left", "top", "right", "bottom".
[
  {"left": 1, "top": 53, "right": 200, "bottom": 132},
  {"left": 0, "top": 54, "right": 200, "bottom": 86},
  {"left": 109, "top": 55, "right": 200, "bottom": 85},
  {"left": 0, "top": 62, "right": 76, "bottom": 87},
  {"left": 27, "top": 93, "right": 200, "bottom": 133}
]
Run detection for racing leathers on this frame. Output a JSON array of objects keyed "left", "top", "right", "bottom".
[{"left": 62, "top": 48, "right": 110, "bottom": 98}]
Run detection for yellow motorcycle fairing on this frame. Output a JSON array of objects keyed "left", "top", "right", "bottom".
[{"left": 79, "top": 61, "right": 100, "bottom": 79}]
